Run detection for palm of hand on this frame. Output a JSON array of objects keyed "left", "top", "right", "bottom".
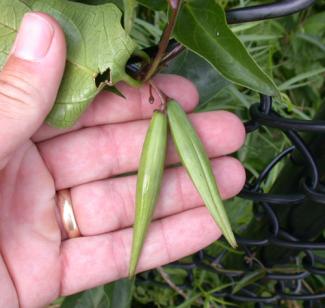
[{"left": 0, "top": 76, "right": 245, "bottom": 308}]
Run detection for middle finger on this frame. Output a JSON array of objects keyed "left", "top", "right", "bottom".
[{"left": 38, "top": 111, "right": 245, "bottom": 189}]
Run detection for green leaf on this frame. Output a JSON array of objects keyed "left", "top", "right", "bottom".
[
  {"left": 304, "top": 11, "right": 325, "bottom": 36},
  {"left": 123, "top": 0, "right": 138, "bottom": 34},
  {"left": 61, "top": 286, "right": 109, "bottom": 308},
  {"left": 104, "top": 278, "right": 134, "bottom": 308},
  {"left": 103, "top": 85, "right": 127, "bottom": 99},
  {"left": 73, "top": 0, "right": 123, "bottom": 9},
  {"left": 0, "top": 0, "right": 29, "bottom": 68},
  {"left": 0, "top": 0, "right": 138, "bottom": 128},
  {"left": 175, "top": 294, "right": 201, "bottom": 308},
  {"left": 232, "top": 270, "right": 266, "bottom": 294},
  {"left": 279, "top": 67, "right": 325, "bottom": 91},
  {"left": 162, "top": 49, "right": 230, "bottom": 105},
  {"left": 173, "top": 0, "right": 279, "bottom": 96},
  {"left": 60, "top": 292, "right": 83, "bottom": 308},
  {"left": 61, "top": 279, "right": 133, "bottom": 308},
  {"left": 137, "top": 0, "right": 167, "bottom": 10}
]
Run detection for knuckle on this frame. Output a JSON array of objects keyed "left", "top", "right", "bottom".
[{"left": 0, "top": 71, "right": 45, "bottom": 119}]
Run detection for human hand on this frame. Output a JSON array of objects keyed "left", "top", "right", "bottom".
[{"left": 0, "top": 13, "right": 246, "bottom": 307}]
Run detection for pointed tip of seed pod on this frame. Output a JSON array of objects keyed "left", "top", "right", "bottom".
[
  {"left": 224, "top": 232, "right": 238, "bottom": 249},
  {"left": 231, "top": 241, "right": 238, "bottom": 249}
]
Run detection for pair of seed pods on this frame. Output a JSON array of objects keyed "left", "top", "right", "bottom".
[{"left": 129, "top": 100, "right": 237, "bottom": 277}]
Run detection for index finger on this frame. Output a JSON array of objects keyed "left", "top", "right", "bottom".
[{"left": 33, "top": 74, "right": 199, "bottom": 142}]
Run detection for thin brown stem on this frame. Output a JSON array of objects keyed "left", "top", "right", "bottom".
[
  {"left": 148, "top": 80, "right": 167, "bottom": 112},
  {"left": 168, "top": 0, "right": 178, "bottom": 9},
  {"left": 157, "top": 267, "right": 187, "bottom": 299},
  {"left": 160, "top": 43, "right": 185, "bottom": 67},
  {"left": 302, "top": 280, "right": 315, "bottom": 294},
  {"left": 143, "top": 0, "right": 182, "bottom": 82},
  {"left": 148, "top": 84, "right": 155, "bottom": 104}
]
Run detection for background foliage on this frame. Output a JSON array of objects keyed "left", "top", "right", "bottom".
[{"left": 49, "top": 0, "right": 325, "bottom": 306}]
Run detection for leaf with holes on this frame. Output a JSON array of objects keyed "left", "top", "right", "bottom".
[{"left": 0, "top": 0, "right": 138, "bottom": 128}]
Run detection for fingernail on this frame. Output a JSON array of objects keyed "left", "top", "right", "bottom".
[{"left": 13, "top": 13, "right": 54, "bottom": 61}]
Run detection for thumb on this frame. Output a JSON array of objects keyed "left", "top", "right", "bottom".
[{"left": 0, "top": 12, "right": 66, "bottom": 168}]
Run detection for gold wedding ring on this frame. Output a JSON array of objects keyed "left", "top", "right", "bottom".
[{"left": 57, "top": 189, "right": 81, "bottom": 239}]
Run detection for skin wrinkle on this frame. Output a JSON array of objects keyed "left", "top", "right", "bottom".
[
  {"left": 0, "top": 155, "right": 10, "bottom": 170},
  {"left": 28, "top": 143, "right": 60, "bottom": 243},
  {"left": 35, "top": 142, "right": 57, "bottom": 190},
  {"left": 175, "top": 166, "right": 188, "bottom": 213},
  {"left": 0, "top": 73, "right": 31, "bottom": 98},
  {"left": 58, "top": 251, "right": 64, "bottom": 299},
  {"left": 1, "top": 68, "right": 44, "bottom": 102},
  {"left": 123, "top": 83, "right": 143, "bottom": 121},
  {"left": 0, "top": 68, "right": 47, "bottom": 116},
  {"left": 1, "top": 143, "right": 33, "bottom": 213},
  {"left": 59, "top": 241, "right": 70, "bottom": 297},
  {"left": 158, "top": 220, "right": 173, "bottom": 263},
  {"left": 87, "top": 91, "right": 102, "bottom": 125},
  {"left": 110, "top": 181, "right": 128, "bottom": 232},
  {"left": 112, "top": 232, "right": 128, "bottom": 279},
  {"left": 0, "top": 250, "right": 19, "bottom": 307},
  {"left": 0, "top": 91, "right": 31, "bottom": 119},
  {"left": 124, "top": 176, "right": 136, "bottom": 224},
  {"left": 0, "top": 144, "right": 31, "bottom": 307},
  {"left": 138, "top": 86, "right": 147, "bottom": 120},
  {"left": 104, "top": 124, "right": 122, "bottom": 177}
]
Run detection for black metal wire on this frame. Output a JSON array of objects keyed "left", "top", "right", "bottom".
[
  {"left": 136, "top": 0, "right": 325, "bottom": 305},
  {"left": 226, "top": 0, "right": 315, "bottom": 24},
  {"left": 250, "top": 103, "right": 325, "bottom": 132}
]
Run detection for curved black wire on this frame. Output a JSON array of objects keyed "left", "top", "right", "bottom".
[
  {"left": 226, "top": 0, "right": 315, "bottom": 24},
  {"left": 250, "top": 104, "right": 325, "bottom": 132}
]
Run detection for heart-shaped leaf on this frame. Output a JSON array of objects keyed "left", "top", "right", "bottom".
[
  {"left": 0, "top": 0, "right": 137, "bottom": 128},
  {"left": 173, "top": 0, "right": 279, "bottom": 97}
]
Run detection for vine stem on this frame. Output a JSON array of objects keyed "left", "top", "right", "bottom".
[
  {"left": 160, "top": 43, "right": 185, "bottom": 67},
  {"left": 156, "top": 267, "right": 187, "bottom": 299},
  {"left": 148, "top": 80, "right": 167, "bottom": 112},
  {"left": 157, "top": 267, "right": 205, "bottom": 306},
  {"left": 143, "top": 0, "right": 182, "bottom": 82}
]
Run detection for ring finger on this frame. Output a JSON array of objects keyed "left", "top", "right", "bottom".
[{"left": 61, "top": 156, "right": 245, "bottom": 237}]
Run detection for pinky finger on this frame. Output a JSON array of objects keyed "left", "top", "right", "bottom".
[{"left": 60, "top": 207, "right": 221, "bottom": 296}]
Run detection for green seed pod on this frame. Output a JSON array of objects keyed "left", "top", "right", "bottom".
[
  {"left": 129, "top": 111, "right": 168, "bottom": 277},
  {"left": 167, "top": 100, "right": 237, "bottom": 248}
]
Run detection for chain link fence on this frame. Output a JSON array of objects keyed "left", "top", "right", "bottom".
[{"left": 136, "top": 1, "right": 325, "bottom": 306}]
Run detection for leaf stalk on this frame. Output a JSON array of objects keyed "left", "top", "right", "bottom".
[{"left": 143, "top": 0, "right": 182, "bottom": 82}]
